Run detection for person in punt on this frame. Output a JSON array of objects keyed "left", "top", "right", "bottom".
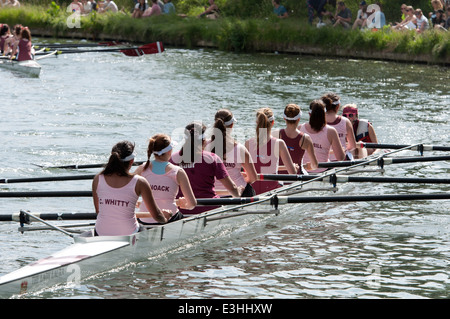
[
  {"left": 206, "top": 109, "right": 258, "bottom": 197},
  {"left": 10, "top": 26, "right": 33, "bottom": 61},
  {"left": 342, "top": 104, "right": 379, "bottom": 156},
  {"left": 93, "top": 141, "right": 171, "bottom": 236},
  {"left": 0, "top": 24, "right": 11, "bottom": 55},
  {"left": 245, "top": 107, "right": 298, "bottom": 195},
  {"left": 299, "top": 99, "right": 345, "bottom": 173},
  {"left": 272, "top": 103, "right": 318, "bottom": 174},
  {"left": 321, "top": 93, "right": 357, "bottom": 160},
  {"left": 171, "top": 121, "right": 240, "bottom": 215},
  {"left": 135, "top": 134, "right": 197, "bottom": 225}
]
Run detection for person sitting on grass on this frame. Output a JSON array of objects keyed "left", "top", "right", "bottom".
[
  {"left": 332, "top": 1, "right": 352, "bottom": 29},
  {"left": 272, "top": 0, "right": 288, "bottom": 19}
]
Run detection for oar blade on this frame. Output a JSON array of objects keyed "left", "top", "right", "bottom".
[{"left": 121, "top": 42, "right": 164, "bottom": 56}]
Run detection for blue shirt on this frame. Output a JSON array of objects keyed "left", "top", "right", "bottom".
[
  {"left": 273, "top": 5, "right": 287, "bottom": 17},
  {"left": 163, "top": 2, "right": 175, "bottom": 14}
]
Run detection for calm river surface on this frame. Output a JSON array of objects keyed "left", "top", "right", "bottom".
[{"left": 0, "top": 40, "right": 449, "bottom": 299}]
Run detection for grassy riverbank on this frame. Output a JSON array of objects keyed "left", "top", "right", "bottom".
[{"left": 0, "top": 4, "right": 449, "bottom": 64}]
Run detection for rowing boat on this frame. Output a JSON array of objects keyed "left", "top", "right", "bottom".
[
  {"left": 0, "top": 58, "right": 41, "bottom": 77},
  {"left": 0, "top": 144, "right": 448, "bottom": 298}
]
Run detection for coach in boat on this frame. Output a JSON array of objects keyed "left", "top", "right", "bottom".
[
  {"left": 135, "top": 133, "right": 197, "bottom": 225},
  {"left": 93, "top": 140, "right": 171, "bottom": 236},
  {"left": 246, "top": 107, "right": 298, "bottom": 195},
  {"left": 299, "top": 99, "right": 345, "bottom": 173},
  {"left": 171, "top": 121, "right": 240, "bottom": 215},
  {"left": 342, "top": 103, "right": 379, "bottom": 155},
  {"left": 322, "top": 93, "right": 357, "bottom": 160},
  {"left": 10, "top": 26, "right": 33, "bottom": 61},
  {"left": 206, "top": 109, "right": 258, "bottom": 197},
  {"left": 273, "top": 103, "right": 319, "bottom": 175}
]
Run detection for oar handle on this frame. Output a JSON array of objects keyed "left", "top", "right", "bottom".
[{"left": 360, "top": 142, "right": 450, "bottom": 152}]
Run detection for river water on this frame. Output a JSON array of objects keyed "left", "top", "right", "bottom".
[{"left": 0, "top": 41, "right": 449, "bottom": 299}]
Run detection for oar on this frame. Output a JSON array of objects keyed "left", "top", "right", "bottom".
[
  {"left": 0, "top": 211, "right": 97, "bottom": 222},
  {"left": 34, "top": 41, "right": 127, "bottom": 49},
  {"left": 258, "top": 174, "right": 450, "bottom": 184},
  {"left": 35, "top": 42, "right": 164, "bottom": 57},
  {"left": 195, "top": 193, "right": 450, "bottom": 206},
  {"left": 0, "top": 174, "right": 95, "bottom": 184},
  {"left": 33, "top": 161, "right": 145, "bottom": 169},
  {"left": 360, "top": 142, "right": 450, "bottom": 152},
  {"left": 318, "top": 155, "right": 450, "bottom": 168},
  {"left": 0, "top": 191, "right": 92, "bottom": 197}
]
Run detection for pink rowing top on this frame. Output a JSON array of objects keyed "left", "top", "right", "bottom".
[
  {"left": 138, "top": 164, "right": 180, "bottom": 223},
  {"left": 299, "top": 124, "right": 331, "bottom": 173},
  {"left": 215, "top": 143, "right": 247, "bottom": 191},
  {"left": 95, "top": 174, "right": 140, "bottom": 236},
  {"left": 327, "top": 116, "right": 346, "bottom": 161},
  {"left": 247, "top": 136, "right": 281, "bottom": 194}
]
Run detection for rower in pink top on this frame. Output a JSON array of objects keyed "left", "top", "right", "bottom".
[
  {"left": 171, "top": 121, "right": 240, "bottom": 215},
  {"left": 299, "top": 99, "right": 345, "bottom": 173},
  {"left": 245, "top": 107, "right": 297, "bottom": 194},
  {"left": 92, "top": 140, "right": 171, "bottom": 236},
  {"left": 322, "top": 92, "right": 357, "bottom": 160},
  {"left": 135, "top": 134, "right": 196, "bottom": 224}
]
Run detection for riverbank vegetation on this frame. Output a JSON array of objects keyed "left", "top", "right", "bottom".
[{"left": 1, "top": 1, "right": 448, "bottom": 63}]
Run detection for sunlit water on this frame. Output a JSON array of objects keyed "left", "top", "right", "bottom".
[{"left": 0, "top": 41, "right": 449, "bottom": 299}]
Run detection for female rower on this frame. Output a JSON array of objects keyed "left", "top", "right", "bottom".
[
  {"left": 299, "top": 99, "right": 345, "bottom": 173},
  {"left": 171, "top": 121, "right": 240, "bottom": 215},
  {"left": 245, "top": 107, "right": 297, "bottom": 194},
  {"left": 11, "top": 26, "right": 32, "bottom": 61},
  {"left": 0, "top": 23, "right": 11, "bottom": 55},
  {"left": 322, "top": 93, "right": 357, "bottom": 160},
  {"left": 135, "top": 133, "right": 197, "bottom": 225},
  {"left": 206, "top": 109, "right": 258, "bottom": 197},
  {"left": 273, "top": 104, "right": 318, "bottom": 174},
  {"left": 342, "top": 104, "right": 379, "bottom": 155},
  {"left": 93, "top": 140, "right": 170, "bottom": 236}
]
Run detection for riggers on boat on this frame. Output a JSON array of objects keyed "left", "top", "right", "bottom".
[{"left": 0, "top": 144, "right": 449, "bottom": 298}]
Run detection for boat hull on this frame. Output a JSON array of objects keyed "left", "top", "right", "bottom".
[{"left": 0, "top": 59, "right": 41, "bottom": 77}]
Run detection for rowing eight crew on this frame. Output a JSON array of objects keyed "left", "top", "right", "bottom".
[
  {"left": 93, "top": 97, "right": 378, "bottom": 236},
  {"left": 0, "top": 23, "right": 33, "bottom": 61}
]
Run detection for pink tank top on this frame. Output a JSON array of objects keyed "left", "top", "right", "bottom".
[
  {"left": 299, "top": 124, "right": 331, "bottom": 173},
  {"left": 17, "top": 39, "right": 32, "bottom": 61},
  {"left": 138, "top": 164, "right": 180, "bottom": 223},
  {"left": 95, "top": 174, "right": 140, "bottom": 236},
  {"left": 215, "top": 143, "right": 247, "bottom": 191},
  {"left": 247, "top": 136, "right": 281, "bottom": 194},
  {"left": 327, "top": 116, "right": 346, "bottom": 161}
]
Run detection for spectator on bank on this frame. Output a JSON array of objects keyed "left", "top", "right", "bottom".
[
  {"left": 306, "top": 0, "right": 331, "bottom": 25},
  {"left": 143, "top": 0, "right": 161, "bottom": 17},
  {"left": 352, "top": 1, "right": 368, "bottom": 29},
  {"left": 272, "top": 0, "right": 288, "bottom": 19},
  {"left": 365, "top": 2, "right": 386, "bottom": 29},
  {"left": 99, "top": 0, "right": 118, "bottom": 13},
  {"left": 163, "top": 0, "right": 175, "bottom": 14},
  {"left": 332, "top": 1, "right": 352, "bottom": 29},
  {"left": 445, "top": 6, "right": 450, "bottom": 29},
  {"left": 415, "top": 9, "right": 430, "bottom": 33},
  {"left": 392, "top": 6, "right": 416, "bottom": 30},
  {"left": 132, "top": 0, "right": 148, "bottom": 18},
  {"left": 4, "top": 0, "right": 20, "bottom": 7},
  {"left": 198, "top": 0, "right": 220, "bottom": 19}
]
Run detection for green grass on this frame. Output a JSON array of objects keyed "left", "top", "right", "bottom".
[{"left": 0, "top": 4, "right": 448, "bottom": 63}]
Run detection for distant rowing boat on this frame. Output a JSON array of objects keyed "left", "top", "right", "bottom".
[{"left": 0, "top": 50, "right": 58, "bottom": 77}]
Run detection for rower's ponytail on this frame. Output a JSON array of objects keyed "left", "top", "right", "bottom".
[
  {"left": 144, "top": 134, "right": 171, "bottom": 169},
  {"left": 256, "top": 108, "right": 273, "bottom": 147},
  {"left": 211, "top": 109, "right": 234, "bottom": 160},
  {"left": 101, "top": 141, "right": 135, "bottom": 177},
  {"left": 309, "top": 100, "right": 327, "bottom": 132}
]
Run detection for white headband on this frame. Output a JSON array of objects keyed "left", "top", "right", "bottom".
[
  {"left": 153, "top": 143, "right": 173, "bottom": 156},
  {"left": 224, "top": 116, "right": 237, "bottom": 126},
  {"left": 267, "top": 116, "right": 275, "bottom": 122},
  {"left": 184, "top": 132, "right": 205, "bottom": 140},
  {"left": 332, "top": 99, "right": 341, "bottom": 105},
  {"left": 283, "top": 111, "right": 302, "bottom": 121},
  {"left": 120, "top": 153, "right": 136, "bottom": 162}
]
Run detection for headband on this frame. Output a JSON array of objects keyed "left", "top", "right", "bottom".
[
  {"left": 267, "top": 115, "right": 275, "bottom": 122},
  {"left": 120, "top": 153, "right": 136, "bottom": 162},
  {"left": 332, "top": 99, "right": 341, "bottom": 106},
  {"left": 223, "top": 116, "right": 237, "bottom": 126},
  {"left": 153, "top": 143, "right": 174, "bottom": 156},
  {"left": 283, "top": 111, "right": 302, "bottom": 121}
]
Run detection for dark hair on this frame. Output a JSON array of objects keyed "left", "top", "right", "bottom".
[
  {"left": 284, "top": 104, "right": 301, "bottom": 125},
  {"left": 180, "top": 121, "right": 206, "bottom": 163},
  {"left": 144, "top": 134, "right": 171, "bottom": 170},
  {"left": 0, "top": 24, "right": 9, "bottom": 37},
  {"left": 211, "top": 109, "right": 235, "bottom": 160},
  {"left": 321, "top": 92, "right": 340, "bottom": 112},
  {"left": 21, "top": 27, "right": 31, "bottom": 41},
  {"left": 101, "top": 141, "right": 135, "bottom": 177},
  {"left": 309, "top": 100, "right": 327, "bottom": 132}
]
